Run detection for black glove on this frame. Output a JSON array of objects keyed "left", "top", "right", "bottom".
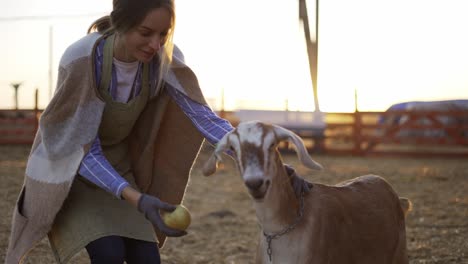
[
  {"left": 137, "top": 194, "right": 187, "bottom": 237},
  {"left": 284, "top": 164, "right": 313, "bottom": 198}
]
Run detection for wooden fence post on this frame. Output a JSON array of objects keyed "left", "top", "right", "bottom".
[{"left": 353, "top": 111, "right": 362, "bottom": 155}]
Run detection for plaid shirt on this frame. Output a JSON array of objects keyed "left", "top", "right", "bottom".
[{"left": 78, "top": 39, "right": 233, "bottom": 198}]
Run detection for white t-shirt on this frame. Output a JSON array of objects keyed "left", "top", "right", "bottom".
[{"left": 113, "top": 58, "right": 139, "bottom": 103}]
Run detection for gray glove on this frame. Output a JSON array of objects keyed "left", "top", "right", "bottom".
[
  {"left": 284, "top": 164, "right": 313, "bottom": 198},
  {"left": 137, "top": 194, "right": 187, "bottom": 237}
]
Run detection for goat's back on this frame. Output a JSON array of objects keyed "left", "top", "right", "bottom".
[{"left": 301, "top": 174, "right": 409, "bottom": 264}]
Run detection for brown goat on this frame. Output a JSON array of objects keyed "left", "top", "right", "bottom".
[{"left": 203, "top": 121, "right": 411, "bottom": 264}]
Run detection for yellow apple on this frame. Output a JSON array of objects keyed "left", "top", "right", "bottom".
[{"left": 162, "top": 204, "right": 191, "bottom": 231}]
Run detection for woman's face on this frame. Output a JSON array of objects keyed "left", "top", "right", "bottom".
[{"left": 117, "top": 7, "right": 172, "bottom": 63}]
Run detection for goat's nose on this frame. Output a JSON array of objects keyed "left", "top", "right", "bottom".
[{"left": 245, "top": 178, "right": 264, "bottom": 190}]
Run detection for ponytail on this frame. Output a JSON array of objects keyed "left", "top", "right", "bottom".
[{"left": 87, "top": 16, "right": 113, "bottom": 34}]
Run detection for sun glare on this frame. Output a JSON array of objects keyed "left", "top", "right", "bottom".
[{"left": 1, "top": 0, "right": 467, "bottom": 112}]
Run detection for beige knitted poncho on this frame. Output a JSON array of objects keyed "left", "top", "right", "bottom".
[{"left": 5, "top": 32, "right": 208, "bottom": 263}]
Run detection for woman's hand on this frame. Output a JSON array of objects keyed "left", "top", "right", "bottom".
[
  {"left": 137, "top": 194, "right": 187, "bottom": 237},
  {"left": 121, "top": 187, "right": 187, "bottom": 237}
]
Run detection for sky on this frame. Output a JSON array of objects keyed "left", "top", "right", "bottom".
[{"left": 1, "top": 0, "right": 467, "bottom": 112}]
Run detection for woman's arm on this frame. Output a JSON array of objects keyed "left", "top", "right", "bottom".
[
  {"left": 79, "top": 137, "right": 186, "bottom": 236},
  {"left": 121, "top": 186, "right": 142, "bottom": 207},
  {"left": 167, "top": 87, "right": 314, "bottom": 197},
  {"left": 78, "top": 137, "right": 130, "bottom": 198},
  {"left": 165, "top": 87, "right": 234, "bottom": 145}
]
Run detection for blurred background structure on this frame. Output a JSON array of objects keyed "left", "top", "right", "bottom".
[
  {"left": 1, "top": 0, "right": 467, "bottom": 112},
  {"left": 1, "top": 0, "right": 467, "bottom": 156}
]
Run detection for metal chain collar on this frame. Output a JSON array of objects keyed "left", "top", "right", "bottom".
[{"left": 262, "top": 190, "right": 305, "bottom": 262}]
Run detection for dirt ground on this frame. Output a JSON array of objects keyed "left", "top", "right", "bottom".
[{"left": 0, "top": 144, "right": 467, "bottom": 264}]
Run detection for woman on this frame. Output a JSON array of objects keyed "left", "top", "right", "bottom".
[{"left": 5, "top": 0, "right": 311, "bottom": 263}]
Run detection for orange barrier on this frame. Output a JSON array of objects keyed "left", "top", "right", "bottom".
[{"left": 0, "top": 109, "right": 40, "bottom": 144}]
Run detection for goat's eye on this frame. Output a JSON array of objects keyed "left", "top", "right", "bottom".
[
  {"left": 269, "top": 143, "right": 275, "bottom": 149},
  {"left": 229, "top": 146, "right": 235, "bottom": 152}
]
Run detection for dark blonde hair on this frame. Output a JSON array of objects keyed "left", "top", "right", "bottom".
[{"left": 88, "top": 0, "right": 176, "bottom": 90}]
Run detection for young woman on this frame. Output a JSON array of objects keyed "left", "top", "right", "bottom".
[{"left": 5, "top": 1, "right": 311, "bottom": 263}]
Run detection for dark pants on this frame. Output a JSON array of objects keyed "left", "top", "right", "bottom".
[{"left": 85, "top": 236, "right": 160, "bottom": 264}]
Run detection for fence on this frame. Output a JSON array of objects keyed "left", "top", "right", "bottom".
[
  {"left": 2, "top": 109, "right": 468, "bottom": 157},
  {"left": 0, "top": 89, "right": 40, "bottom": 144},
  {"left": 0, "top": 109, "right": 40, "bottom": 144},
  {"left": 228, "top": 109, "right": 468, "bottom": 157},
  {"left": 300, "top": 110, "right": 468, "bottom": 157}
]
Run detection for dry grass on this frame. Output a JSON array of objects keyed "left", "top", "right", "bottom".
[{"left": 0, "top": 144, "right": 467, "bottom": 263}]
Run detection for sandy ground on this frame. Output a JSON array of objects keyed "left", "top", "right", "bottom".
[{"left": 0, "top": 144, "right": 467, "bottom": 263}]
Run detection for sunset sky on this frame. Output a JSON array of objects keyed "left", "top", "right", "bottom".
[{"left": 1, "top": 0, "right": 467, "bottom": 112}]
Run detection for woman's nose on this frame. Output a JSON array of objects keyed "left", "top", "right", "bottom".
[{"left": 149, "top": 36, "right": 161, "bottom": 51}]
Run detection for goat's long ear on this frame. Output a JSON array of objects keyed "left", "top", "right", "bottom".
[
  {"left": 273, "top": 125, "right": 323, "bottom": 170},
  {"left": 202, "top": 131, "right": 232, "bottom": 176}
]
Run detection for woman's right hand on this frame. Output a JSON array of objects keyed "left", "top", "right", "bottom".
[{"left": 137, "top": 194, "right": 187, "bottom": 237}]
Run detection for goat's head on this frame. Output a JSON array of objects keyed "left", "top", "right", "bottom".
[{"left": 202, "top": 121, "right": 323, "bottom": 200}]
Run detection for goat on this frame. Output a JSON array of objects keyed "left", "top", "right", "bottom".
[{"left": 202, "top": 121, "right": 412, "bottom": 264}]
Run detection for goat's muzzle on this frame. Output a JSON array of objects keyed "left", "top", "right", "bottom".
[{"left": 245, "top": 178, "right": 270, "bottom": 200}]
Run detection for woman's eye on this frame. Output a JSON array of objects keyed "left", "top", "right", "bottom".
[{"left": 140, "top": 32, "right": 151, "bottom": 37}]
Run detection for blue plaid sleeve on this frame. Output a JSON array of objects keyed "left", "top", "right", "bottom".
[
  {"left": 78, "top": 137, "right": 130, "bottom": 198},
  {"left": 77, "top": 40, "right": 130, "bottom": 199},
  {"left": 165, "top": 87, "right": 234, "bottom": 145}
]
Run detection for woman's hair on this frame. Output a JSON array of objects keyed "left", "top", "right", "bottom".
[{"left": 88, "top": 0, "right": 176, "bottom": 91}]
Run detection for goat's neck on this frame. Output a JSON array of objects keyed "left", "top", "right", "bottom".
[{"left": 254, "top": 159, "right": 300, "bottom": 234}]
